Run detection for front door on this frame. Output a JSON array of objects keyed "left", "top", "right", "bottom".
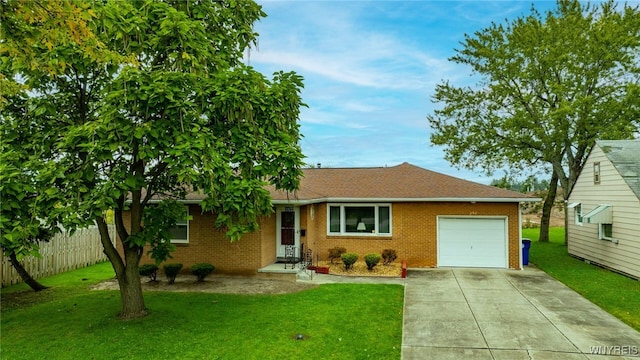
[{"left": 277, "top": 206, "right": 299, "bottom": 258}]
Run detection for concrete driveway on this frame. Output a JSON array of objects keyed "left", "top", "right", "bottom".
[{"left": 402, "top": 267, "right": 640, "bottom": 359}]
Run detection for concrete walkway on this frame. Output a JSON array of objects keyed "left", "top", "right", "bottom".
[{"left": 402, "top": 267, "right": 640, "bottom": 359}]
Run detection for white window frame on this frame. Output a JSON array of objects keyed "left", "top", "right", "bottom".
[
  {"left": 594, "top": 162, "right": 601, "bottom": 184},
  {"left": 568, "top": 202, "right": 583, "bottom": 225},
  {"left": 169, "top": 205, "right": 190, "bottom": 244},
  {"left": 575, "top": 204, "right": 583, "bottom": 225},
  {"left": 327, "top": 203, "right": 392, "bottom": 236},
  {"left": 599, "top": 223, "right": 613, "bottom": 241}
]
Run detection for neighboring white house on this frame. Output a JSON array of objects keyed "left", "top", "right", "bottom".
[{"left": 567, "top": 140, "right": 640, "bottom": 279}]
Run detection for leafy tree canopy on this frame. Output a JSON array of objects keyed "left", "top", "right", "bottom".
[
  {"left": 428, "top": 0, "right": 640, "bottom": 240},
  {"left": 1, "top": 0, "right": 305, "bottom": 318},
  {"left": 490, "top": 174, "right": 550, "bottom": 192}
]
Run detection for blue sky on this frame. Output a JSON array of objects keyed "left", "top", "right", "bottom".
[{"left": 248, "top": 1, "right": 560, "bottom": 183}]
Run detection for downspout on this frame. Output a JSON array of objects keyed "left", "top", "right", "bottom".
[
  {"left": 518, "top": 202, "right": 523, "bottom": 270},
  {"left": 564, "top": 200, "right": 569, "bottom": 246}
]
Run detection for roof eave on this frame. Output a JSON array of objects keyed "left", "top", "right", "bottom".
[
  {"left": 144, "top": 199, "right": 204, "bottom": 204},
  {"left": 272, "top": 197, "right": 540, "bottom": 204},
  {"left": 144, "top": 197, "right": 540, "bottom": 205}
]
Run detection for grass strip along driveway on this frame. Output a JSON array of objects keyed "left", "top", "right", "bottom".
[
  {"left": 524, "top": 227, "right": 640, "bottom": 331},
  {"left": 1, "top": 263, "right": 403, "bottom": 359}
]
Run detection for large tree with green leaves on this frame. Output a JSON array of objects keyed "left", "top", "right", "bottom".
[
  {"left": 0, "top": 0, "right": 108, "bottom": 291},
  {"left": 0, "top": 118, "right": 55, "bottom": 291},
  {"left": 428, "top": 0, "right": 640, "bottom": 242},
  {"left": 1, "top": 0, "right": 305, "bottom": 319}
]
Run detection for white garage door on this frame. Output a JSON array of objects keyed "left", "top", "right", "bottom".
[{"left": 438, "top": 217, "right": 507, "bottom": 268}]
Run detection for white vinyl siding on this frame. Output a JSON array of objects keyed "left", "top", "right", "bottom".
[{"left": 567, "top": 145, "right": 640, "bottom": 279}]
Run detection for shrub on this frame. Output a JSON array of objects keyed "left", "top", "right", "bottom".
[
  {"left": 328, "top": 247, "right": 347, "bottom": 264},
  {"left": 341, "top": 253, "right": 358, "bottom": 270},
  {"left": 522, "top": 219, "right": 540, "bottom": 229},
  {"left": 364, "top": 253, "right": 381, "bottom": 270},
  {"left": 191, "top": 263, "right": 215, "bottom": 282},
  {"left": 163, "top": 263, "right": 183, "bottom": 284},
  {"left": 381, "top": 249, "right": 398, "bottom": 265},
  {"left": 139, "top": 264, "right": 158, "bottom": 282}
]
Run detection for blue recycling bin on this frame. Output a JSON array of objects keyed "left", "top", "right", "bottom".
[{"left": 522, "top": 238, "right": 532, "bottom": 265}]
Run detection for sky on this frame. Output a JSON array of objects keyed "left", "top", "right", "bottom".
[{"left": 248, "top": 0, "right": 561, "bottom": 184}]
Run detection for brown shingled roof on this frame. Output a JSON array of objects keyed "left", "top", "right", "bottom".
[{"left": 268, "top": 162, "right": 533, "bottom": 203}]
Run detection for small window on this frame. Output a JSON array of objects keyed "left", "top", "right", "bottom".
[
  {"left": 327, "top": 204, "right": 391, "bottom": 236},
  {"left": 594, "top": 162, "right": 600, "bottom": 184},
  {"left": 329, "top": 206, "right": 341, "bottom": 233},
  {"left": 378, "top": 206, "right": 390, "bottom": 233},
  {"left": 568, "top": 203, "right": 582, "bottom": 225},
  {"left": 575, "top": 204, "right": 583, "bottom": 225},
  {"left": 169, "top": 206, "right": 189, "bottom": 244},
  {"left": 599, "top": 223, "right": 613, "bottom": 241}
]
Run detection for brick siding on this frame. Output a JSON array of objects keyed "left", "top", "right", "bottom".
[
  {"left": 119, "top": 205, "right": 275, "bottom": 275},
  {"left": 301, "top": 202, "right": 521, "bottom": 270},
  {"left": 119, "top": 201, "right": 521, "bottom": 274}
]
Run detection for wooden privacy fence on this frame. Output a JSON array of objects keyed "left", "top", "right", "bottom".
[{"left": 1, "top": 225, "right": 116, "bottom": 287}]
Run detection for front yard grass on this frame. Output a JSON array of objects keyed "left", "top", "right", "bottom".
[
  {"left": 1, "top": 263, "right": 403, "bottom": 359},
  {"left": 523, "top": 227, "right": 640, "bottom": 331}
]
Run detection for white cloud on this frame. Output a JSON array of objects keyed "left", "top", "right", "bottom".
[
  {"left": 251, "top": 2, "right": 456, "bottom": 91},
  {"left": 250, "top": 1, "right": 554, "bottom": 184},
  {"left": 342, "top": 100, "right": 381, "bottom": 113}
]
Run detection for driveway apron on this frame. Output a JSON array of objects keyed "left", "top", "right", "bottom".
[{"left": 402, "top": 267, "right": 640, "bottom": 360}]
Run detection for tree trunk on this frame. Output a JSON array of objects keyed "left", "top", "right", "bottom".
[
  {"left": 539, "top": 169, "right": 559, "bottom": 243},
  {"left": 8, "top": 252, "right": 49, "bottom": 291},
  {"left": 95, "top": 215, "right": 147, "bottom": 319},
  {"left": 118, "top": 263, "right": 148, "bottom": 319}
]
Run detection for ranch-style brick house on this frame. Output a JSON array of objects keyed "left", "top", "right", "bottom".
[
  {"left": 131, "top": 162, "right": 537, "bottom": 275},
  {"left": 567, "top": 140, "right": 640, "bottom": 280}
]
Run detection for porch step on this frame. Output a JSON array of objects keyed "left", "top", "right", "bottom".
[
  {"left": 258, "top": 263, "right": 298, "bottom": 274},
  {"left": 296, "top": 271, "right": 312, "bottom": 281}
]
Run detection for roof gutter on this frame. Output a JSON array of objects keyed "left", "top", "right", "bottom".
[
  {"left": 144, "top": 197, "right": 540, "bottom": 205},
  {"left": 271, "top": 197, "right": 541, "bottom": 204}
]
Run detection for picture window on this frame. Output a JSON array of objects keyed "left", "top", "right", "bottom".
[{"left": 328, "top": 204, "right": 391, "bottom": 236}]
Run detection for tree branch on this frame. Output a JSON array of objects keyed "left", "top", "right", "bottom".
[
  {"left": 95, "top": 215, "right": 124, "bottom": 277},
  {"left": 114, "top": 195, "right": 129, "bottom": 242}
]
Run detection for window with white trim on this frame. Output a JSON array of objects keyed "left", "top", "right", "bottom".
[
  {"left": 568, "top": 202, "right": 583, "bottom": 225},
  {"left": 594, "top": 162, "right": 601, "bottom": 184},
  {"left": 169, "top": 206, "right": 189, "bottom": 244},
  {"left": 327, "top": 204, "right": 391, "bottom": 236},
  {"left": 599, "top": 223, "right": 613, "bottom": 241},
  {"left": 575, "top": 204, "right": 583, "bottom": 225}
]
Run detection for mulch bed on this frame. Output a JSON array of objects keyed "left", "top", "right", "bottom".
[{"left": 315, "top": 260, "right": 402, "bottom": 277}]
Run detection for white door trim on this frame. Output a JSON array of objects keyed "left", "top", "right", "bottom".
[{"left": 276, "top": 206, "right": 300, "bottom": 258}]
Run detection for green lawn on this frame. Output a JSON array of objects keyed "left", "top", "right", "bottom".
[
  {"left": 523, "top": 227, "right": 640, "bottom": 331},
  {"left": 1, "top": 263, "right": 403, "bottom": 359}
]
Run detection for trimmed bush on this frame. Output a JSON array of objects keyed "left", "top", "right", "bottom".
[
  {"left": 381, "top": 249, "right": 398, "bottom": 265},
  {"left": 328, "top": 247, "right": 347, "bottom": 264},
  {"left": 139, "top": 264, "right": 158, "bottom": 282},
  {"left": 522, "top": 219, "right": 539, "bottom": 229},
  {"left": 191, "top": 263, "right": 215, "bottom": 282},
  {"left": 341, "top": 253, "right": 358, "bottom": 270},
  {"left": 364, "top": 253, "right": 381, "bottom": 270},
  {"left": 163, "top": 263, "right": 183, "bottom": 284}
]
